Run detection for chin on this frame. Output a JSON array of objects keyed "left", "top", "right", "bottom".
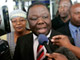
[
  {"left": 16, "top": 30, "right": 22, "bottom": 32},
  {"left": 38, "top": 31, "right": 48, "bottom": 35}
]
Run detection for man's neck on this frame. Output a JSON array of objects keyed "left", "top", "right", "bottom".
[{"left": 61, "top": 15, "right": 70, "bottom": 23}]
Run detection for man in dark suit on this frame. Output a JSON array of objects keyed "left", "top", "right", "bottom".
[
  {"left": 54, "top": 3, "right": 80, "bottom": 59},
  {"left": 51, "top": 0, "right": 72, "bottom": 30},
  {"left": 13, "top": 2, "right": 75, "bottom": 60}
]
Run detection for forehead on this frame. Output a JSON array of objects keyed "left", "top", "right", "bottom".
[
  {"left": 28, "top": 5, "right": 49, "bottom": 16},
  {"left": 59, "top": 0, "right": 71, "bottom": 6},
  {"left": 71, "top": 4, "right": 80, "bottom": 12}
]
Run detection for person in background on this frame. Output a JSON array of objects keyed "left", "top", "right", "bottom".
[
  {"left": 51, "top": 0, "right": 72, "bottom": 30},
  {"left": 0, "top": 9, "right": 31, "bottom": 59},
  {"left": 0, "top": 39, "right": 11, "bottom": 60},
  {"left": 13, "top": 2, "right": 75, "bottom": 60},
  {"left": 53, "top": 3, "right": 80, "bottom": 59}
]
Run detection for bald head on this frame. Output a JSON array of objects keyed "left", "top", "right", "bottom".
[
  {"left": 70, "top": 3, "right": 80, "bottom": 27},
  {"left": 70, "top": 3, "right": 80, "bottom": 13}
]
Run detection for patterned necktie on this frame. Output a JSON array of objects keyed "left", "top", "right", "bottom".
[
  {"left": 37, "top": 45, "right": 45, "bottom": 60},
  {"left": 75, "top": 28, "right": 80, "bottom": 47}
]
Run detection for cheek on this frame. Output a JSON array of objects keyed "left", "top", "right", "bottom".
[
  {"left": 58, "top": 9, "right": 61, "bottom": 12},
  {"left": 47, "top": 18, "right": 51, "bottom": 24},
  {"left": 12, "top": 24, "right": 16, "bottom": 28},
  {"left": 65, "top": 8, "right": 69, "bottom": 11},
  {"left": 72, "top": 15, "right": 77, "bottom": 20},
  {"left": 22, "top": 23, "right": 26, "bottom": 27},
  {"left": 29, "top": 21, "right": 36, "bottom": 27}
]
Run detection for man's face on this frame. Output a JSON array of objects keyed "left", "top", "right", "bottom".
[
  {"left": 11, "top": 17, "right": 27, "bottom": 32},
  {"left": 58, "top": 0, "right": 71, "bottom": 18},
  {"left": 70, "top": 4, "right": 80, "bottom": 26},
  {"left": 28, "top": 5, "right": 51, "bottom": 35}
]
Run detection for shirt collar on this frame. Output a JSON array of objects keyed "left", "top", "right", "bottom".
[
  {"left": 69, "top": 21, "right": 80, "bottom": 32},
  {"left": 33, "top": 30, "right": 52, "bottom": 41}
]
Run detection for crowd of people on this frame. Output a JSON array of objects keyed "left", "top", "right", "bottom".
[{"left": 0, "top": 0, "right": 80, "bottom": 60}]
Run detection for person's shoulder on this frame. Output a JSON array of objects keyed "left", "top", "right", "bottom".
[
  {"left": 52, "top": 17, "right": 58, "bottom": 22},
  {"left": 51, "top": 29, "right": 62, "bottom": 36},
  {"left": 0, "top": 34, "right": 7, "bottom": 41},
  {"left": 57, "top": 24, "right": 69, "bottom": 32},
  {"left": 52, "top": 16, "right": 60, "bottom": 22},
  {"left": 18, "top": 32, "right": 33, "bottom": 40},
  {"left": 17, "top": 33, "right": 33, "bottom": 44}
]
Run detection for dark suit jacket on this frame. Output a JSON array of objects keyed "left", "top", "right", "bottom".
[
  {"left": 51, "top": 15, "right": 70, "bottom": 30},
  {"left": 57, "top": 23, "right": 71, "bottom": 37},
  {"left": 13, "top": 29, "right": 74, "bottom": 60}
]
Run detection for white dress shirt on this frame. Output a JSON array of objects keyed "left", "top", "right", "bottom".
[{"left": 33, "top": 30, "right": 52, "bottom": 60}]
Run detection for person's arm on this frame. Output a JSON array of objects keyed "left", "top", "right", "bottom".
[
  {"left": 51, "top": 35, "right": 80, "bottom": 58},
  {"left": 66, "top": 44, "right": 80, "bottom": 59},
  {"left": 46, "top": 53, "right": 68, "bottom": 60}
]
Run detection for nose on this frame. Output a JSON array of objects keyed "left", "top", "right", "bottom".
[
  {"left": 37, "top": 17, "right": 45, "bottom": 25},
  {"left": 61, "top": 7, "right": 64, "bottom": 11},
  {"left": 16, "top": 21, "right": 21, "bottom": 25},
  {"left": 59, "top": 6, "right": 65, "bottom": 11}
]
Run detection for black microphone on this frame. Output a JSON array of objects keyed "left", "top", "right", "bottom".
[
  {"left": 55, "top": 47, "right": 78, "bottom": 60},
  {"left": 38, "top": 34, "right": 52, "bottom": 53}
]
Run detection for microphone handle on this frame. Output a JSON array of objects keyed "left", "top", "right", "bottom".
[
  {"left": 44, "top": 43, "right": 52, "bottom": 53},
  {"left": 44, "top": 43, "right": 54, "bottom": 60}
]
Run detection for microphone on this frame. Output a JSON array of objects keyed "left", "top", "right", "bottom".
[
  {"left": 38, "top": 34, "right": 78, "bottom": 60},
  {"left": 55, "top": 47, "right": 78, "bottom": 60},
  {"left": 38, "top": 34, "right": 52, "bottom": 53}
]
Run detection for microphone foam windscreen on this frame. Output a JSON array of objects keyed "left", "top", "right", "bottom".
[{"left": 38, "top": 34, "right": 48, "bottom": 45}]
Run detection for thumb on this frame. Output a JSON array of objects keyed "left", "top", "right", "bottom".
[{"left": 46, "top": 53, "right": 57, "bottom": 58}]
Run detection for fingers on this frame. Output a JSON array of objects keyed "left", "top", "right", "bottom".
[
  {"left": 51, "top": 35, "right": 70, "bottom": 46},
  {"left": 52, "top": 35, "right": 68, "bottom": 39},
  {"left": 51, "top": 35, "right": 63, "bottom": 43},
  {"left": 51, "top": 38, "right": 60, "bottom": 45},
  {"left": 46, "top": 53, "right": 57, "bottom": 59},
  {"left": 46, "top": 53, "right": 68, "bottom": 60},
  {"left": 51, "top": 39, "right": 59, "bottom": 43},
  {"left": 46, "top": 53, "right": 53, "bottom": 60},
  {"left": 52, "top": 35, "right": 64, "bottom": 39},
  {"left": 51, "top": 35, "right": 69, "bottom": 43}
]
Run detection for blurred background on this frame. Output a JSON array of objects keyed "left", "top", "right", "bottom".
[{"left": 0, "top": 0, "right": 80, "bottom": 33}]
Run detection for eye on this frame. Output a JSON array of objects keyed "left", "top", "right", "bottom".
[
  {"left": 42, "top": 16, "right": 48, "bottom": 19},
  {"left": 30, "top": 17, "right": 38, "bottom": 20},
  {"left": 12, "top": 20, "right": 17, "bottom": 23},
  {"left": 58, "top": 6, "right": 62, "bottom": 8},
  {"left": 74, "top": 12, "right": 80, "bottom": 15},
  {"left": 20, "top": 19, "right": 25, "bottom": 22}
]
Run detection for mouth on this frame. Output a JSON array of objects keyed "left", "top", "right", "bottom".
[
  {"left": 37, "top": 27, "right": 47, "bottom": 33},
  {"left": 16, "top": 26, "right": 23, "bottom": 29}
]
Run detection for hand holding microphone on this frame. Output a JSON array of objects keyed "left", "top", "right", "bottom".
[
  {"left": 51, "top": 35, "right": 72, "bottom": 48},
  {"left": 46, "top": 53, "right": 68, "bottom": 60},
  {"left": 38, "top": 34, "right": 78, "bottom": 60}
]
